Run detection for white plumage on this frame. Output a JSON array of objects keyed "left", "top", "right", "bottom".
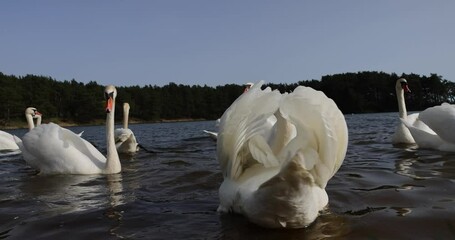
[
  {"left": 0, "top": 130, "right": 19, "bottom": 151},
  {"left": 216, "top": 80, "right": 348, "bottom": 228},
  {"left": 392, "top": 78, "right": 418, "bottom": 144},
  {"left": 15, "top": 85, "right": 121, "bottom": 174},
  {"left": 402, "top": 103, "right": 455, "bottom": 151},
  {"left": 114, "top": 103, "right": 139, "bottom": 154}
]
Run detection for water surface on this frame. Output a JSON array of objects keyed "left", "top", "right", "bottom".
[{"left": 1, "top": 113, "right": 454, "bottom": 239}]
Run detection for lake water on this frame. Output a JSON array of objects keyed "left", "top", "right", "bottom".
[{"left": 1, "top": 113, "right": 454, "bottom": 239}]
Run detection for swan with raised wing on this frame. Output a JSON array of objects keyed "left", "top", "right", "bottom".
[
  {"left": 114, "top": 103, "right": 139, "bottom": 154},
  {"left": 15, "top": 85, "right": 121, "bottom": 174},
  {"left": 402, "top": 103, "right": 455, "bottom": 151},
  {"left": 216, "top": 80, "right": 348, "bottom": 228}
]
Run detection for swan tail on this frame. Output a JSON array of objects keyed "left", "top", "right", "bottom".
[
  {"left": 244, "top": 152, "right": 327, "bottom": 228},
  {"left": 115, "top": 132, "right": 131, "bottom": 143}
]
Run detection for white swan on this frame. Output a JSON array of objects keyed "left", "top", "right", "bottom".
[
  {"left": 216, "top": 80, "right": 348, "bottom": 228},
  {"left": 15, "top": 85, "right": 121, "bottom": 174},
  {"left": 391, "top": 78, "right": 419, "bottom": 144},
  {"left": 402, "top": 103, "right": 455, "bottom": 151},
  {"left": 0, "top": 107, "right": 42, "bottom": 152},
  {"left": 25, "top": 107, "right": 42, "bottom": 130},
  {"left": 392, "top": 78, "right": 436, "bottom": 145},
  {"left": 114, "top": 103, "right": 139, "bottom": 154}
]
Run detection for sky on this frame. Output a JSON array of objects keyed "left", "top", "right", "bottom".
[{"left": 1, "top": 1, "right": 454, "bottom": 87}]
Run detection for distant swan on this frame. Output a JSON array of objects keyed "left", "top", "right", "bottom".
[
  {"left": 114, "top": 103, "right": 139, "bottom": 154},
  {"left": 15, "top": 85, "right": 121, "bottom": 174},
  {"left": 391, "top": 78, "right": 418, "bottom": 144},
  {"left": 25, "top": 107, "right": 43, "bottom": 130},
  {"left": 0, "top": 107, "right": 41, "bottom": 152},
  {"left": 402, "top": 103, "right": 455, "bottom": 151},
  {"left": 216, "top": 80, "right": 348, "bottom": 228}
]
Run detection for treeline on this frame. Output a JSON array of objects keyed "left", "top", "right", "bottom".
[{"left": 0, "top": 71, "right": 454, "bottom": 126}]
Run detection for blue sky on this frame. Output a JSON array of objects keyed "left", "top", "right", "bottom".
[{"left": 1, "top": 1, "right": 454, "bottom": 87}]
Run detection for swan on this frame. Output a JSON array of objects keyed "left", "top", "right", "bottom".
[
  {"left": 114, "top": 103, "right": 139, "bottom": 154},
  {"left": 24, "top": 107, "right": 43, "bottom": 130},
  {"left": 391, "top": 78, "right": 419, "bottom": 144},
  {"left": 391, "top": 78, "right": 436, "bottom": 145},
  {"left": 216, "top": 80, "right": 348, "bottom": 228},
  {"left": 401, "top": 103, "right": 455, "bottom": 151},
  {"left": 15, "top": 85, "right": 121, "bottom": 174},
  {"left": 0, "top": 107, "right": 42, "bottom": 152}
]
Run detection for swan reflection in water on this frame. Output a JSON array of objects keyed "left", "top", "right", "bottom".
[
  {"left": 218, "top": 208, "right": 351, "bottom": 239},
  {"left": 394, "top": 148, "right": 455, "bottom": 180},
  {"left": 19, "top": 173, "right": 126, "bottom": 216}
]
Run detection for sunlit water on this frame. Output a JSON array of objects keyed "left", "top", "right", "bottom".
[{"left": 1, "top": 113, "right": 454, "bottom": 239}]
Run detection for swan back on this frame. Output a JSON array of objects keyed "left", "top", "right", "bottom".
[
  {"left": 0, "top": 131, "right": 19, "bottom": 150},
  {"left": 19, "top": 123, "right": 106, "bottom": 174},
  {"left": 419, "top": 103, "right": 455, "bottom": 144}
]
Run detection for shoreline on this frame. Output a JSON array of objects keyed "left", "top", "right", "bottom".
[{"left": 0, "top": 118, "right": 211, "bottom": 130}]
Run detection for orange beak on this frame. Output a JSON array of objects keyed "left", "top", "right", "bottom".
[
  {"left": 106, "top": 97, "right": 113, "bottom": 113},
  {"left": 403, "top": 84, "right": 411, "bottom": 93}
]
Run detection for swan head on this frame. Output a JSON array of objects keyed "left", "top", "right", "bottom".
[
  {"left": 105, "top": 85, "right": 117, "bottom": 113},
  {"left": 123, "top": 103, "right": 130, "bottom": 111},
  {"left": 25, "top": 107, "right": 42, "bottom": 118},
  {"left": 396, "top": 78, "right": 411, "bottom": 93},
  {"left": 244, "top": 82, "right": 254, "bottom": 93}
]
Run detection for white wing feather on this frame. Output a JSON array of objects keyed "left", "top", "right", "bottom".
[
  {"left": 217, "top": 80, "right": 281, "bottom": 179},
  {"left": 278, "top": 86, "right": 348, "bottom": 188},
  {"left": 419, "top": 103, "right": 455, "bottom": 144},
  {"left": 19, "top": 123, "right": 106, "bottom": 174}
]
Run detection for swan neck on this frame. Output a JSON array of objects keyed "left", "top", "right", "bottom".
[
  {"left": 26, "top": 114, "right": 35, "bottom": 131},
  {"left": 397, "top": 87, "right": 407, "bottom": 119},
  {"left": 106, "top": 105, "right": 121, "bottom": 174},
  {"left": 36, "top": 115, "right": 42, "bottom": 126},
  {"left": 123, "top": 107, "right": 129, "bottom": 129}
]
